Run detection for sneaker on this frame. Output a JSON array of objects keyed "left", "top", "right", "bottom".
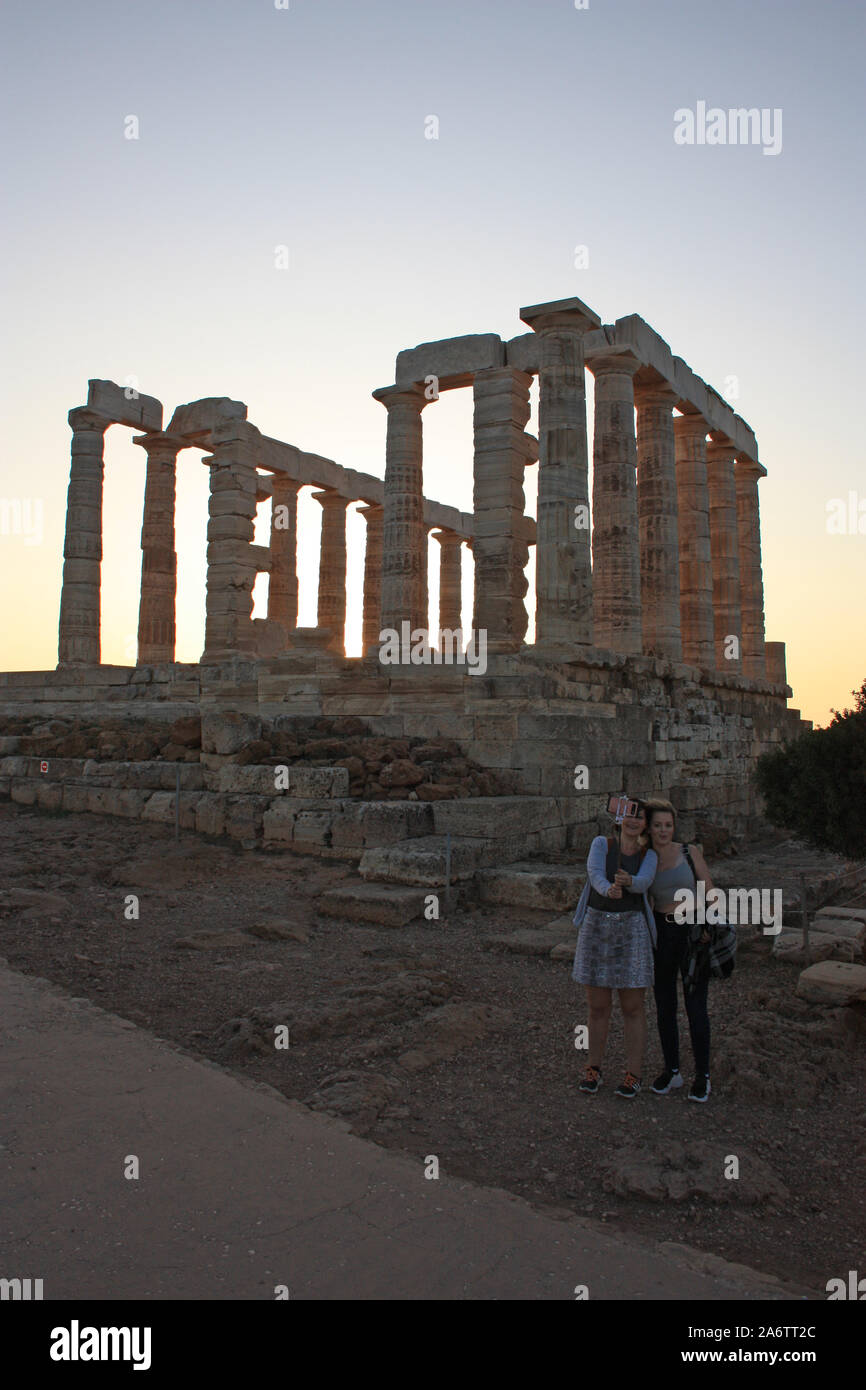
[
  {"left": 614, "top": 1071, "right": 642, "bottom": 1098},
  {"left": 579, "top": 1065, "right": 602, "bottom": 1094},
  {"left": 651, "top": 1068, "right": 684, "bottom": 1095},
  {"left": 688, "top": 1074, "right": 711, "bottom": 1103}
]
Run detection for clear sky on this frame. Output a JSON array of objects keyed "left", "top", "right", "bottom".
[{"left": 1, "top": 0, "right": 863, "bottom": 725}]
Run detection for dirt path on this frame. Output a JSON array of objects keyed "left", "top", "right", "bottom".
[{"left": 2, "top": 802, "right": 864, "bottom": 1295}]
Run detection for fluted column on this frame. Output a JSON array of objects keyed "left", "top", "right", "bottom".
[
  {"left": 472, "top": 367, "right": 532, "bottom": 652},
  {"left": 134, "top": 432, "right": 180, "bottom": 664},
  {"left": 313, "top": 490, "right": 349, "bottom": 652},
  {"left": 706, "top": 438, "right": 742, "bottom": 670},
  {"left": 358, "top": 503, "right": 384, "bottom": 654},
  {"left": 202, "top": 426, "right": 258, "bottom": 662},
  {"left": 268, "top": 475, "right": 301, "bottom": 638},
  {"left": 588, "top": 353, "right": 641, "bottom": 654},
  {"left": 372, "top": 385, "right": 428, "bottom": 633},
  {"left": 735, "top": 457, "right": 767, "bottom": 679},
  {"left": 418, "top": 524, "right": 429, "bottom": 632},
  {"left": 58, "top": 408, "right": 108, "bottom": 665},
  {"left": 434, "top": 528, "right": 463, "bottom": 632},
  {"left": 520, "top": 297, "right": 601, "bottom": 648},
  {"left": 635, "top": 383, "right": 682, "bottom": 661},
  {"left": 674, "top": 413, "right": 714, "bottom": 669}
]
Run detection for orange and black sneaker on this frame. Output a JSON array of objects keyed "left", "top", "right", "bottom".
[
  {"left": 578, "top": 1065, "right": 602, "bottom": 1094},
  {"left": 614, "top": 1071, "right": 642, "bottom": 1099}
]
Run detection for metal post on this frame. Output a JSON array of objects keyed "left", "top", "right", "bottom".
[
  {"left": 175, "top": 764, "right": 180, "bottom": 842},
  {"left": 444, "top": 831, "right": 452, "bottom": 909}
]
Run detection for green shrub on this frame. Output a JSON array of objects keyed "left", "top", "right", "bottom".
[{"left": 755, "top": 680, "right": 866, "bottom": 858}]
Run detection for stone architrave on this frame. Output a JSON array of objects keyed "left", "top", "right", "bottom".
[
  {"left": 358, "top": 503, "right": 384, "bottom": 655},
  {"left": 706, "top": 437, "right": 743, "bottom": 671},
  {"left": 268, "top": 475, "right": 301, "bottom": 638},
  {"left": 520, "top": 297, "right": 601, "bottom": 649},
  {"left": 588, "top": 352, "right": 642, "bottom": 654},
  {"left": 372, "top": 385, "right": 429, "bottom": 633},
  {"left": 201, "top": 425, "right": 259, "bottom": 662},
  {"left": 434, "top": 528, "right": 462, "bottom": 633},
  {"left": 635, "top": 383, "right": 682, "bottom": 662},
  {"left": 674, "top": 413, "right": 715, "bottom": 669},
  {"left": 472, "top": 367, "right": 532, "bottom": 652},
  {"left": 735, "top": 457, "right": 767, "bottom": 679},
  {"left": 134, "top": 432, "right": 181, "bottom": 665},
  {"left": 312, "top": 489, "right": 349, "bottom": 652},
  {"left": 57, "top": 407, "right": 108, "bottom": 666}
]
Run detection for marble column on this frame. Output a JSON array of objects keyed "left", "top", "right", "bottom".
[
  {"left": 674, "top": 413, "right": 714, "bottom": 669},
  {"left": 372, "top": 385, "right": 428, "bottom": 633},
  {"left": 434, "top": 528, "right": 463, "bottom": 633},
  {"left": 358, "top": 503, "right": 384, "bottom": 655},
  {"left": 268, "top": 475, "right": 301, "bottom": 639},
  {"left": 735, "top": 457, "right": 767, "bottom": 679},
  {"left": 588, "top": 353, "right": 641, "bottom": 654},
  {"left": 706, "top": 438, "right": 743, "bottom": 670},
  {"left": 472, "top": 367, "right": 532, "bottom": 652},
  {"left": 134, "top": 432, "right": 180, "bottom": 665},
  {"left": 635, "top": 383, "right": 682, "bottom": 662},
  {"left": 58, "top": 407, "right": 108, "bottom": 665},
  {"left": 202, "top": 426, "right": 258, "bottom": 662},
  {"left": 520, "top": 296, "right": 600, "bottom": 649},
  {"left": 313, "top": 489, "right": 349, "bottom": 651},
  {"left": 418, "top": 522, "right": 429, "bottom": 632}
]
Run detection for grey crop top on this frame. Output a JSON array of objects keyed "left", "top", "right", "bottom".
[{"left": 650, "top": 850, "right": 695, "bottom": 902}]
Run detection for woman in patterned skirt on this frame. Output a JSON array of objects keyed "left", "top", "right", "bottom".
[{"left": 571, "top": 803, "right": 658, "bottom": 1098}]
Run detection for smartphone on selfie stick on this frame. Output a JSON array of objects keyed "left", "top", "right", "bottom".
[{"left": 606, "top": 794, "right": 644, "bottom": 876}]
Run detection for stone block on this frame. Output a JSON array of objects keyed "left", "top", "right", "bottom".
[
  {"left": 811, "top": 916, "right": 865, "bottom": 944},
  {"left": 318, "top": 882, "right": 427, "bottom": 927},
  {"left": 168, "top": 397, "right": 247, "bottom": 438},
  {"left": 476, "top": 862, "right": 584, "bottom": 911},
  {"left": 11, "top": 781, "right": 37, "bottom": 805},
  {"left": 87, "top": 379, "right": 162, "bottom": 432},
  {"left": 483, "top": 923, "right": 574, "bottom": 956},
  {"left": 430, "top": 796, "right": 559, "bottom": 838},
  {"left": 395, "top": 333, "right": 505, "bottom": 389},
  {"left": 360, "top": 835, "right": 485, "bottom": 886},
  {"left": 816, "top": 906, "right": 866, "bottom": 929},
  {"left": 505, "top": 333, "right": 540, "bottom": 375},
  {"left": 201, "top": 710, "right": 262, "bottom": 755},
  {"left": 796, "top": 961, "right": 866, "bottom": 1006},
  {"left": 772, "top": 931, "right": 847, "bottom": 964},
  {"left": 196, "top": 794, "right": 226, "bottom": 837}
]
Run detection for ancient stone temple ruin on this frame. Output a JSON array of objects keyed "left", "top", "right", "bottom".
[{"left": 0, "top": 297, "right": 808, "bottom": 886}]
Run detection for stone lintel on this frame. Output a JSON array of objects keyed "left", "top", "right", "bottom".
[
  {"left": 167, "top": 397, "right": 247, "bottom": 441},
  {"left": 395, "top": 334, "right": 505, "bottom": 389},
  {"left": 519, "top": 296, "right": 601, "bottom": 333},
  {"left": 132, "top": 431, "right": 186, "bottom": 453},
  {"left": 86, "top": 379, "right": 163, "bottom": 433}
]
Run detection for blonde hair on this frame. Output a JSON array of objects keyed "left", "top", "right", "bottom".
[{"left": 643, "top": 797, "right": 677, "bottom": 845}]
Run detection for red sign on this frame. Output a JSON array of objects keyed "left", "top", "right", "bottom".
[{"left": 40, "top": 761, "right": 48, "bottom": 774}]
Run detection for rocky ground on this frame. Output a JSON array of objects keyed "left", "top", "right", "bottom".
[{"left": 2, "top": 800, "right": 864, "bottom": 1296}]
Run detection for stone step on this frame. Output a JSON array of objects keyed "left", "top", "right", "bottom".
[
  {"left": 476, "top": 861, "right": 584, "bottom": 912},
  {"left": 810, "top": 916, "right": 865, "bottom": 943},
  {"left": 795, "top": 960, "right": 866, "bottom": 1006},
  {"left": 483, "top": 922, "right": 575, "bottom": 956},
  {"left": 317, "top": 882, "right": 431, "bottom": 928},
  {"left": 359, "top": 835, "right": 486, "bottom": 887},
  {"left": 773, "top": 930, "right": 859, "bottom": 965},
  {"left": 815, "top": 906, "right": 866, "bottom": 930}
]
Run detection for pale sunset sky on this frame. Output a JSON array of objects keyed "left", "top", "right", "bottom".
[{"left": 1, "top": 0, "right": 863, "bottom": 726}]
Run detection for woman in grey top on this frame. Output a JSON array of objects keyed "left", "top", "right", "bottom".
[
  {"left": 644, "top": 797, "right": 714, "bottom": 1103},
  {"left": 571, "top": 803, "right": 658, "bottom": 1099}
]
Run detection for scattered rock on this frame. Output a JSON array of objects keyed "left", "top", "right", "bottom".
[
  {"left": 245, "top": 919, "right": 309, "bottom": 943},
  {"left": 304, "top": 1069, "right": 406, "bottom": 1133},
  {"left": 601, "top": 1140, "right": 790, "bottom": 1206},
  {"left": 173, "top": 930, "right": 252, "bottom": 950}
]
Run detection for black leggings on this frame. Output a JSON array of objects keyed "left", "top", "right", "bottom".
[{"left": 653, "top": 913, "right": 710, "bottom": 1076}]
